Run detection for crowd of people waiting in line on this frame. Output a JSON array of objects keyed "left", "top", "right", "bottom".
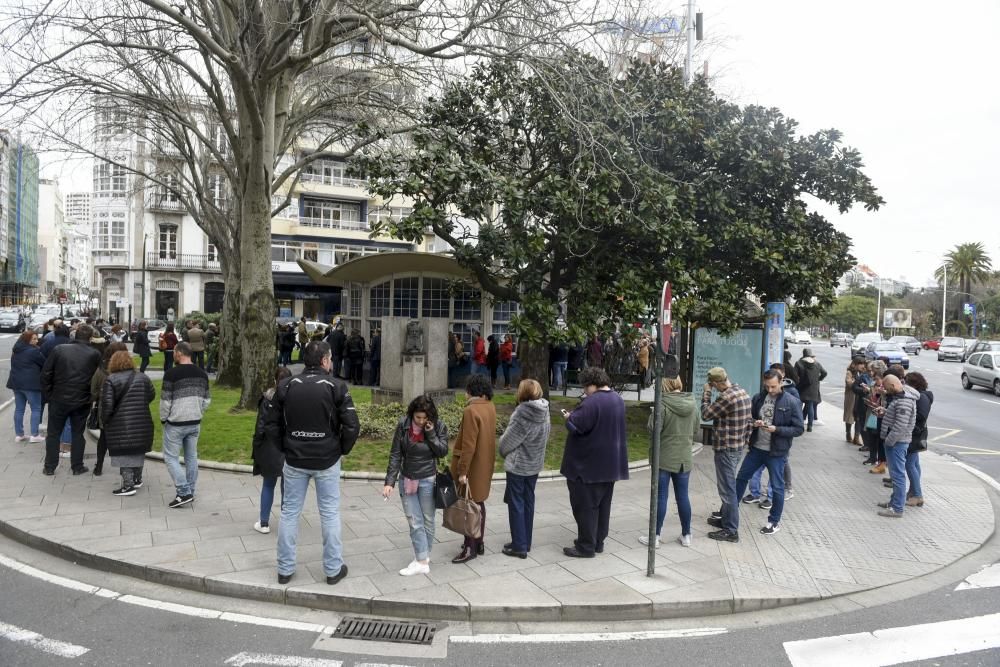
[{"left": 7, "top": 325, "right": 932, "bottom": 586}]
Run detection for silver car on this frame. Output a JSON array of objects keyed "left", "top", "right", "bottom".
[
  {"left": 938, "top": 336, "right": 967, "bottom": 362},
  {"left": 889, "top": 335, "right": 921, "bottom": 355},
  {"left": 962, "top": 351, "right": 1000, "bottom": 396},
  {"left": 852, "top": 332, "right": 883, "bottom": 356}
]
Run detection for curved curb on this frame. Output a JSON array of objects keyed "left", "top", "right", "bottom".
[{"left": 1, "top": 457, "right": 995, "bottom": 624}]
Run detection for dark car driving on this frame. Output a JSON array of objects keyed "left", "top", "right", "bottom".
[
  {"left": 889, "top": 335, "right": 921, "bottom": 355},
  {"left": 0, "top": 309, "right": 25, "bottom": 332}
]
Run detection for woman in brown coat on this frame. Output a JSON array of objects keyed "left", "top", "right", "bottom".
[
  {"left": 843, "top": 358, "right": 858, "bottom": 444},
  {"left": 450, "top": 374, "right": 497, "bottom": 563}
]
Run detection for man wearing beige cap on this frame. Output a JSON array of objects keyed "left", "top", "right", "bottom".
[{"left": 701, "top": 366, "right": 752, "bottom": 542}]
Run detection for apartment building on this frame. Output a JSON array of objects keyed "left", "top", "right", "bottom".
[{"left": 0, "top": 130, "right": 40, "bottom": 304}]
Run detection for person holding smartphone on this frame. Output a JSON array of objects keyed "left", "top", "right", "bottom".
[{"left": 383, "top": 395, "right": 449, "bottom": 576}]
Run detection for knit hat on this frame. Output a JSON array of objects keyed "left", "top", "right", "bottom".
[
  {"left": 707, "top": 367, "right": 728, "bottom": 383},
  {"left": 802, "top": 348, "right": 814, "bottom": 357}
]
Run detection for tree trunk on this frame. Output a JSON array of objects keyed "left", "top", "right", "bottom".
[
  {"left": 236, "top": 154, "right": 276, "bottom": 409},
  {"left": 215, "top": 253, "right": 243, "bottom": 388},
  {"left": 517, "top": 339, "right": 552, "bottom": 397}
]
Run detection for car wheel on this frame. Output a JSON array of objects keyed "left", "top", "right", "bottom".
[
  {"left": 914, "top": 349, "right": 919, "bottom": 355},
  {"left": 962, "top": 374, "right": 972, "bottom": 390},
  {"left": 937, "top": 355, "right": 943, "bottom": 361}
]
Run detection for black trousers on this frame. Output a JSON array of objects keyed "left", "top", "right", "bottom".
[
  {"left": 566, "top": 479, "right": 615, "bottom": 555},
  {"left": 45, "top": 403, "right": 89, "bottom": 471},
  {"left": 369, "top": 361, "right": 380, "bottom": 386}
]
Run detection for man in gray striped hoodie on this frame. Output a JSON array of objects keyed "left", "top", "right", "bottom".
[
  {"left": 877, "top": 375, "right": 918, "bottom": 518},
  {"left": 160, "top": 342, "right": 211, "bottom": 508}
]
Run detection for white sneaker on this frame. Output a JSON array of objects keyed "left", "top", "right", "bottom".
[
  {"left": 637, "top": 535, "right": 661, "bottom": 548},
  {"left": 29, "top": 436, "right": 44, "bottom": 443},
  {"left": 14, "top": 435, "right": 28, "bottom": 442},
  {"left": 678, "top": 534, "right": 692, "bottom": 547},
  {"left": 785, "top": 489, "right": 795, "bottom": 500},
  {"left": 59, "top": 451, "right": 70, "bottom": 458},
  {"left": 399, "top": 561, "right": 430, "bottom": 576},
  {"left": 253, "top": 521, "right": 270, "bottom": 534}
]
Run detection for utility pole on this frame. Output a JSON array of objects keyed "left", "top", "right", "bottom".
[
  {"left": 875, "top": 278, "right": 882, "bottom": 333},
  {"left": 941, "top": 264, "right": 947, "bottom": 338},
  {"left": 683, "top": 2, "right": 704, "bottom": 85}
]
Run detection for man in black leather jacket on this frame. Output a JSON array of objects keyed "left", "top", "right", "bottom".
[
  {"left": 41, "top": 324, "right": 102, "bottom": 475},
  {"left": 271, "top": 340, "right": 360, "bottom": 586}
]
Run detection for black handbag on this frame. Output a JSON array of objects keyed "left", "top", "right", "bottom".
[{"left": 434, "top": 466, "right": 458, "bottom": 509}]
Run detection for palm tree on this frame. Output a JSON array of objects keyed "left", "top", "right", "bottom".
[{"left": 934, "top": 242, "right": 993, "bottom": 322}]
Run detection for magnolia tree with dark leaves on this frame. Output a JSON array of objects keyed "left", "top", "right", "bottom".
[{"left": 355, "top": 55, "right": 884, "bottom": 385}]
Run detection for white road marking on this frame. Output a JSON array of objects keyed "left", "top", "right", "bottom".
[
  {"left": 0, "top": 397, "right": 13, "bottom": 412},
  {"left": 0, "top": 334, "right": 13, "bottom": 339},
  {"left": 783, "top": 612, "right": 1000, "bottom": 667},
  {"left": 956, "top": 563, "right": 1000, "bottom": 590},
  {"left": 224, "top": 653, "right": 343, "bottom": 667},
  {"left": 982, "top": 399, "right": 1000, "bottom": 406},
  {"left": 450, "top": 628, "right": 728, "bottom": 643},
  {"left": 929, "top": 429, "right": 962, "bottom": 442},
  {"left": 0, "top": 620, "right": 90, "bottom": 658},
  {"left": 0, "top": 553, "right": 332, "bottom": 635}
]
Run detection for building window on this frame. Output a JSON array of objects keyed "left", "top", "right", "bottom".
[
  {"left": 302, "top": 242, "right": 319, "bottom": 262},
  {"left": 300, "top": 156, "right": 365, "bottom": 187},
  {"left": 207, "top": 243, "right": 217, "bottom": 262},
  {"left": 94, "top": 212, "right": 127, "bottom": 250},
  {"left": 368, "top": 206, "right": 413, "bottom": 228},
  {"left": 94, "top": 163, "right": 127, "bottom": 195},
  {"left": 158, "top": 224, "right": 178, "bottom": 259},
  {"left": 392, "top": 277, "right": 418, "bottom": 318},
  {"left": 207, "top": 173, "right": 227, "bottom": 208},
  {"left": 453, "top": 285, "right": 481, "bottom": 321},
  {"left": 369, "top": 280, "right": 390, "bottom": 318},
  {"left": 349, "top": 283, "right": 362, "bottom": 318},
  {"left": 300, "top": 198, "right": 364, "bottom": 231},
  {"left": 491, "top": 300, "right": 520, "bottom": 351},
  {"left": 422, "top": 277, "right": 450, "bottom": 318}
]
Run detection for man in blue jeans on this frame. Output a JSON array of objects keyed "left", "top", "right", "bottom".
[
  {"left": 701, "top": 367, "right": 753, "bottom": 543},
  {"left": 160, "top": 342, "right": 211, "bottom": 508},
  {"left": 877, "top": 375, "right": 918, "bottom": 518},
  {"left": 271, "top": 340, "right": 360, "bottom": 586},
  {"left": 735, "top": 370, "right": 804, "bottom": 535}
]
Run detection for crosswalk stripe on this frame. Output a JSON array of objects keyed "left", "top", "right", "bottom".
[
  {"left": 783, "top": 612, "right": 1000, "bottom": 667},
  {"left": 956, "top": 563, "right": 1000, "bottom": 590},
  {"left": 224, "top": 653, "right": 342, "bottom": 667},
  {"left": 0, "top": 620, "right": 90, "bottom": 658}
]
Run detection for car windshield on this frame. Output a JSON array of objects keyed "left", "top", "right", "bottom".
[
  {"left": 874, "top": 343, "right": 902, "bottom": 352},
  {"left": 941, "top": 337, "right": 963, "bottom": 346}
]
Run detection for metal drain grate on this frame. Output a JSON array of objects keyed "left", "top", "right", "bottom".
[{"left": 331, "top": 617, "right": 437, "bottom": 645}]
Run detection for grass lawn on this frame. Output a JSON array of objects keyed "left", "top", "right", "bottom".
[
  {"left": 149, "top": 383, "right": 653, "bottom": 473},
  {"left": 131, "top": 351, "right": 167, "bottom": 371}
]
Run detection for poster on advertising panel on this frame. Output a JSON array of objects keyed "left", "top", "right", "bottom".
[
  {"left": 765, "top": 303, "right": 786, "bottom": 372},
  {"left": 883, "top": 308, "right": 913, "bottom": 329}
]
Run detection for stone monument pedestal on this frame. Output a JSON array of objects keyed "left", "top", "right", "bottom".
[{"left": 402, "top": 355, "right": 425, "bottom": 408}]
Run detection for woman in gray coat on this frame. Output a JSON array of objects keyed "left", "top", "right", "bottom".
[{"left": 499, "top": 379, "right": 551, "bottom": 558}]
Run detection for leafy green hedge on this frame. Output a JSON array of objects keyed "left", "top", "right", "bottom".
[{"left": 356, "top": 401, "right": 510, "bottom": 440}]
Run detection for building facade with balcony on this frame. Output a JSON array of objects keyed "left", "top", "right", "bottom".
[{"left": 91, "top": 117, "right": 418, "bottom": 323}]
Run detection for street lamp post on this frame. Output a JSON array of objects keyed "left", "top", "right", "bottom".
[{"left": 941, "top": 263, "right": 947, "bottom": 338}]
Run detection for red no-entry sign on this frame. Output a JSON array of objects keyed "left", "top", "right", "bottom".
[{"left": 659, "top": 282, "right": 672, "bottom": 355}]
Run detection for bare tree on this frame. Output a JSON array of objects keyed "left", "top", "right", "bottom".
[{"left": 1, "top": 0, "right": 660, "bottom": 407}]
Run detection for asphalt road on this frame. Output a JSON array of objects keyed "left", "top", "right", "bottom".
[
  {"left": 799, "top": 341, "right": 1000, "bottom": 482},
  {"left": 2, "top": 335, "right": 999, "bottom": 666}
]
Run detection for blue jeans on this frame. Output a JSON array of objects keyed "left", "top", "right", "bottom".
[
  {"left": 749, "top": 460, "right": 792, "bottom": 499},
  {"left": 655, "top": 469, "right": 692, "bottom": 536},
  {"left": 886, "top": 443, "right": 909, "bottom": 512},
  {"left": 13, "top": 390, "right": 42, "bottom": 437},
  {"left": 505, "top": 472, "right": 538, "bottom": 552},
  {"left": 906, "top": 452, "right": 922, "bottom": 498},
  {"left": 802, "top": 401, "right": 817, "bottom": 428},
  {"left": 278, "top": 460, "right": 343, "bottom": 577},
  {"left": 736, "top": 448, "right": 787, "bottom": 526},
  {"left": 714, "top": 449, "right": 743, "bottom": 533},
  {"left": 401, "top": 477, "right": 436, "bottom": 561},
  {"left": 259, "top": 476, "right": 281, "bottom": 525},
  {"left": 552, "top": 361, "right": 568, "bottom": 389},
  {"left": 61, "top": 418, "right": 72, "bottom": 443},
  {"left": 162, "top": 423, "right": 200, "bottom": 496}
]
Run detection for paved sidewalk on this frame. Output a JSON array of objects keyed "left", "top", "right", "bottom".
[{"left": 0, "top": 412, "right": 995, "bottom": 622}]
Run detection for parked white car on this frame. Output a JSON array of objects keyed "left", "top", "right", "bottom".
[{"left": 962, "top": 351, "right": 1000, "bottom": 396}]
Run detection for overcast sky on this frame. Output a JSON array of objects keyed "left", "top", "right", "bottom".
[
  {"left": 704, "top": 0, "right": 1000, "bottom": 287},
  {"left": 41, "top": 1, "right": 1000, "bottom": 287}
]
